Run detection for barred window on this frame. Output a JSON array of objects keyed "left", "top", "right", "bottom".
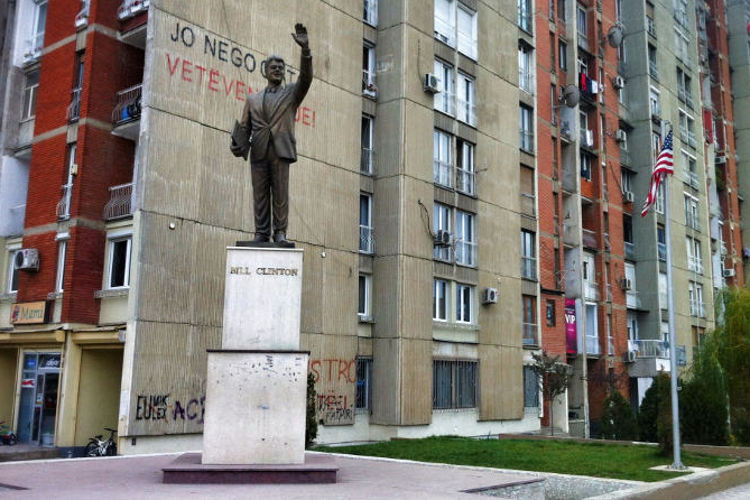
[
  {"left": 355, "top": 357, "right": 373, "bottom": 411},
  {"left": 433, "top": 360, "right": 477, "bottom": 409}
]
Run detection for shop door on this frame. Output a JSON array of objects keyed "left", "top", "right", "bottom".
[{"left": 16, "top": 353, "right": 60, "bottom": 445}]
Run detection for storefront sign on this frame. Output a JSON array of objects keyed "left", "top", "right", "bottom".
[
  {"left": 10, "top": 301, "right": 50, "bottom": 324},
  {"left": 21, "top": 378, "right": 35, "bottom": 388}
]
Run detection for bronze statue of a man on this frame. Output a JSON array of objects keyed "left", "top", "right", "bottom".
[{"left": 231, "top": 23, "right": 312, "bottom": 247}]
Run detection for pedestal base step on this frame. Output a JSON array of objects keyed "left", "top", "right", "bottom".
[{"left": 162, "top": 453, "right": 338, "bottom": 484}]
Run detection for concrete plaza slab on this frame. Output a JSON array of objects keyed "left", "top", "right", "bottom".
[{"left": 0, "top": 451, "right": 539, "bottom": 499}]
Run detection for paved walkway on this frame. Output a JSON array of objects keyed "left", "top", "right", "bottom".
[
  {"left": 0, "top": 452, "right": 537, "bottom": 499},
  {"left": 700, "top": 481, "right": 750, "bottom": 499}
]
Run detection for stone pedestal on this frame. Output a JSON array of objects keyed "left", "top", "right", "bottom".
[{"left": 164, "top": 246, "right": 337, "bottom": 482}]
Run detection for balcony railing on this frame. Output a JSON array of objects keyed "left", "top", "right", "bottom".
[
  {"left": 626, "top": 290, "right": 641, "bottom": 309},
  {"left": 103, "top": 183, "right": 133, "bottom": 221},
  {"left": 112, "top": 84, "right": 142, "bottom": 125},
  {"left": 363, "top": 0, "right": 378, "bottom": 26},
  {"left": 521, "top": 256, "right": 536, "bottom": 280},
  {"left": 520, "top": 192, "right": 535, "bottom": 217},
  {"left": 117, "top": 0, "right": 149, "bottom": 21},
  {"left": 658, "top": 242, "right": 667, "bottom": 261},
  {"left": 56, "top": 183, "right": 73, "bottom": 220},
  {"left": 434, "top": 160, "right": 453, "bottom": 188},
  {"left": 67, "top": 88, "right": 82, "bottom": 122},
  {"left": 630, "top": 339, "right": 670, "bottom": 359},
  {"left": 584, "top": 281, "right": 599, "bottom": 301},
  {"left": 582, "top": 229, "right": 597, "bottom": 249},
  {"left": 362, "top": 70, "right": 377, "bottom": 98},
  {"left": 520, "top": 130, "right": 534, "bottom": 153},
  {"left": 625, "top": 241, "right": 635, "bottom": 260},
  {"left": 359, "top": 226, "right": 374, "bottom": 254},
  {"left": 456, "top": 241, "right": 477, "bottom": 267},
  {"left": 522, "top": 323, "right": 538, "bottom": 346},
  {"left": 361, "top": 147, "right": 374, "bottom": 175},
  {"left": 456, "top": 168, "right": 476, "bottom": 196}
]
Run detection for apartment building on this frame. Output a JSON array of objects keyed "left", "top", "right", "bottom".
[{"left": 0, "top": 0, "right": 548, "bottom": 453}]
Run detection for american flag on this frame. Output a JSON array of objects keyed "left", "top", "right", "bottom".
[{"left": 641, "top": 130, "right": 674, "bottom": 217}]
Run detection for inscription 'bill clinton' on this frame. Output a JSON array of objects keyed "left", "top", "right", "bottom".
[{"left": 230, "top": 266, "right": 299, "bottom": 276}]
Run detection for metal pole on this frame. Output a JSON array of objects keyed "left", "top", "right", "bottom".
[{"left": 662, "top": 121, "right": 684, "bottom": 470}]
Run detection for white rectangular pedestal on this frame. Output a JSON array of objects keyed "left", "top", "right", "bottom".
[
  {"left": 202, "top": 351, "right": 309, "bottom": 465},
  {"left": 223, "top": 247, "right": 303, "bottom": 350}
]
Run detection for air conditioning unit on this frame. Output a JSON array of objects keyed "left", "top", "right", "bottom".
[
  {"left": 612, "top": 75, "right": 625, "bottom": 89},
  {"left": 716, "top": 155, "right": 727, "bottom": 165},
  {"left": 620, "top": 277, "right": 632, "bottom": 290},
  {"left": 424, "top": 73, "right": 440, "bottom": 94},
  {"left": 482, "top": 287, "right": 499, "bottom": 304},
  {"left": 623, "top": 191, "right": 634, "bottom": 203},
  {"left": 434, "top": 229, "right": 452, "bottom": 247},
  {"left": 615, "top": 129, "right": 627, "bottom": 143},
  {"left": 723, "top": 268, "right": 736, "bottom": 278},
  {"left": 624, "top": 350, "right": 637, "bottom": 363},
  {"left": 15, "top": 248, "right": 40, "bottom": 272}
]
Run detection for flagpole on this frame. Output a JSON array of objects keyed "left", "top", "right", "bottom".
[{"left": 662, "top": 122, "right": 684, "bottom": 470}]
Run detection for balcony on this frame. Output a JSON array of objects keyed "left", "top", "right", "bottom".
[
  {"left": 103, "top": 183, "right": 133, "bottom": 221},
  {"left": 363, "top": 0, "right": 378, "bottom": 26},
  {"left": 522, "top": 323, "right": 538, "bottom": 347},
  {"left": 111, "top": 84, "right": 142, "bottom": 140},
  {"left": 520, "top": 130, "right": 534, "bottom": 153},
  {"left": 118, "top": 0, "right": 149, "bottom": 21},
  {"left": 582, "top": 229, "right": 597, "bottom": 249},
  {"left": 625, "top": 241, "right": 635, "bottom": 260},
  {"left": 67, "top": 88, "right": 82, "bottom": 122},
  {"left": 583, "top": 281, "right": 599, "bottom": 301},
  {"left": 630, "top": 339, "right": 670, "bottom": 359},
  {"left": 521, "top": 256, "right": 536, "bottom": 280},
  {"left": 56, "top": 183, "right": 73, "bottom": 220},
  {"left": 433, "top": 160, "right": 453, "bottom": 188},
  {"left": 626, "top": 290, "right": 641, "bottom": 309},
  {"left": 456, "top": 168, "right": 476, "bottom": 196},
  {"left": 362, "top": 70, "right": 377, "bottom": 98},
  {"left": 359, "top": 226, "right": 375, "bottom": 254},
  {"left": 361, "top": 147, "right": 374, "bottom": 175}
]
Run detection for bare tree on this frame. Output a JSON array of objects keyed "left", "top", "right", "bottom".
[{"left": 531, "top": 351, "right": 572, "bottom": 436}]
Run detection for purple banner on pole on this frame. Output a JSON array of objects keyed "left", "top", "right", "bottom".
[{"left": 565, "top": 298, "right": 577, "bottom": 354}]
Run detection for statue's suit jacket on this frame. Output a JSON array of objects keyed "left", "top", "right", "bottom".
[{"left": 247, "top": 51, "right": 313, "bottom": 164}]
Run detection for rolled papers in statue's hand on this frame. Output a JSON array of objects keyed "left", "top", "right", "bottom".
[{"left": 230, "top": 120, "right": 250, "bottom": 160}]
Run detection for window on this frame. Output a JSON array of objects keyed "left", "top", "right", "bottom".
[
  {"left": 655, "top": 182, "right": 665, "bottom": 214},
  {"left": 674, "top": 28, "right": 690, "bottom": 63},
  {"left": 434, "top": 129, "right": 452, "bottom": 188},
  {"left": 68, "top": 52, "right": 85, "bottom": 122},
  {"left": 456, "top": 4, "right": 478, "bottom": 59},
  {"left": 107, "top": 236, "right": 132, "bottom": 289},
  {"left": 21, "top": 70, "right": 40, "bottom": 120},
  {"left": 57, "top": 143, "right": 77, "bottom": 220},
  {"left": 679, "top": 110, "right": 696, "bottom": 148},
  {"left": 433, "top": 278, "right": 448, "bottom": 321},
  {"left": 559, "top": 41, "right": 568, "bottom": 71},
  {"left": 361, "top": 114, "right": 374, "bottom": 174},
  {"left": 682, "top": 150, "right": 697, "bottom": 188},
  {"left": 358, "top": 274, "right": 372, "bottom": 319},
  {"left": 577, "top": 6, "right": 588, "bottom": 48},
  {"left": 523, "top": 366, "right": 539, "bottom": 408},
  {"left": 627, "top": 311, "right": 638, "bottom": 340},
  {"left": 26, "top": 0, "right": 47, "bottom": 60},
  {"left": 518, "top": 0, "right": 532, "bottom": 33},
  {"left": 550, "top": 84, "right": 557, "bottom": 124},
  {"left": 689, "top": 281, "right": 705, "bottom": 317},
  {"left": 456, "top": 283, "right": 474, "bottom": 323},
  {"left": 434, "top": 59, "right": 455, "bottom": 115},
  {"left": 580, "top": 151, "right": 592, "bottom": 181},
  {"left": 435, "top": 0, "right": 457, "bottom": 46},
  {"left": 674, "top": 0, "right": 689, "bottom": 28},
  {"left": 456, "top": 139, "right": 475, "bottom": 195},
  {"left": 359, "top": 193, "right": 374, "bottom": 253},
  {"left": 520, "top": 165, "right": 535, "bottom": 216},
  {"left": 657, "top": 225, "right": 666, "bottom": 261},
  {"left": 684, "top": 193, "right": 699, "bottom": 230},
  {"left": 649, "top": 87, "right": 660, "bottom": 117},
  {"left": 648, "top": 45, "right": 658, "bottom": 80},
  {"left": 659, "top": 272, "right": 668, "bottom": 306},
  {"left": 55, "top": 239, "right": 67, "bottom": 293},
  {"left": 686, "top": 236, "right": 703, "bottom": 274},
  {"left": 433, "top": 202, "right": 452, "bottom": 261},
  {"left": 433, "top": 360, "right": 477, "bottom": 409},
  {"left": 362, "top": 42, "right": 376, "bottom": 97},
  {"left": 519, "top": 43, "right": 534, "bottom": 94},
  {"left": 522, "top": 295, "right": 537, "bottom": 345},
  {"left": 546, "top": 299, "right": 556, "bottom": 326},
  {"left": 455, "top": 210, "right": 476, "bottom": 267},
  {"left": 557, "top": 0, "right": 566, "bottom": 21},
  {"left": 6, "top": 247, "right": 21, "bottom": 293},
  {"left": 621, "top": 169, "right": 633, "bottom": 194},
  {"left": 456, "top": 72, "right": 476, "bottom": 125},
  {"left": 363, "top": 0, "right": 378, "bottom": 26},
  {"left": 521, "top": 230, "right": 536, "bottom": 280},
  {"left": 519, "top": 104, "right": 534, "bottom": 153},
  {"left": 355, "top": 357, "right": 373, "bottom": 410}
]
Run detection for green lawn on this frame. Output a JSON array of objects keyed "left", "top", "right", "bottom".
[{"left": 317, "top": 436, "right": 737, "bottom": 482}]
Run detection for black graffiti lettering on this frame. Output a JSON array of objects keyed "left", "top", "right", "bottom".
[
  {"left": 218, "top": 40, "right": 229, "bottom": 62},
  {"left": 230, "top": 47, "right": 243, "bottom": 68},
  {"left": 173, "top": 400, "right": 185, "bottom": 420},
  {"left": 244, "top": 53, "right": 256, "bottom": 72},
  {"left": 186, "top": 399, "right": 199, "bottom": 420}
]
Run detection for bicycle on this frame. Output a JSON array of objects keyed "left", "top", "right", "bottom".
[
  {"left": 85, "top": 427, "right": 117, "bottom": 456},
  {"left": 0, "top": 421, "right": 17, "bottom": 446}
]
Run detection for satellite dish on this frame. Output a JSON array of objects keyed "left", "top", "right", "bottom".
[
  {"left": 608, "top": 25, "right": 624, "bottom": 47},
  {"left": 564, "top": 85, "right": 580, "bottom": 108}
]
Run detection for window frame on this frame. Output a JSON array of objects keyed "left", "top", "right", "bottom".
[
  {"left": 359, "top": 193, "right": 374, "bottom": 254},
  {"left": 455, "top": 210, "right": 476, "bottom": 267},
  {"left": 432, "top": 359, "right": 478, "bottom": 409},
  {"left": 433, "top": 278, "right": 449, "bottom": 321},
  {"left": 521, "top": 229, "right": 536, "bottom": 280},
  {"left": 21, "top": 70, "right": 40, "bottom": 121},
  {"left": 455, "top": 282, "right": 474, "bottom": 324},
  {"left": 358, "top": 273, "right": 372, "bottom": 320},
  {"left": 55, "top": 235, "right": 68, "bottom": 294},
  {"left": 6, "top": 244, "right": 22, "bottom": 294},
  {"left": 456, "top": 71, "right": 476, "bottom": 126},
  {"left": 106, "top": 233, "right": 132, "bottom": 290},
  {"left": 361, "top": 114, "right": 374, "bottom": 175}
]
